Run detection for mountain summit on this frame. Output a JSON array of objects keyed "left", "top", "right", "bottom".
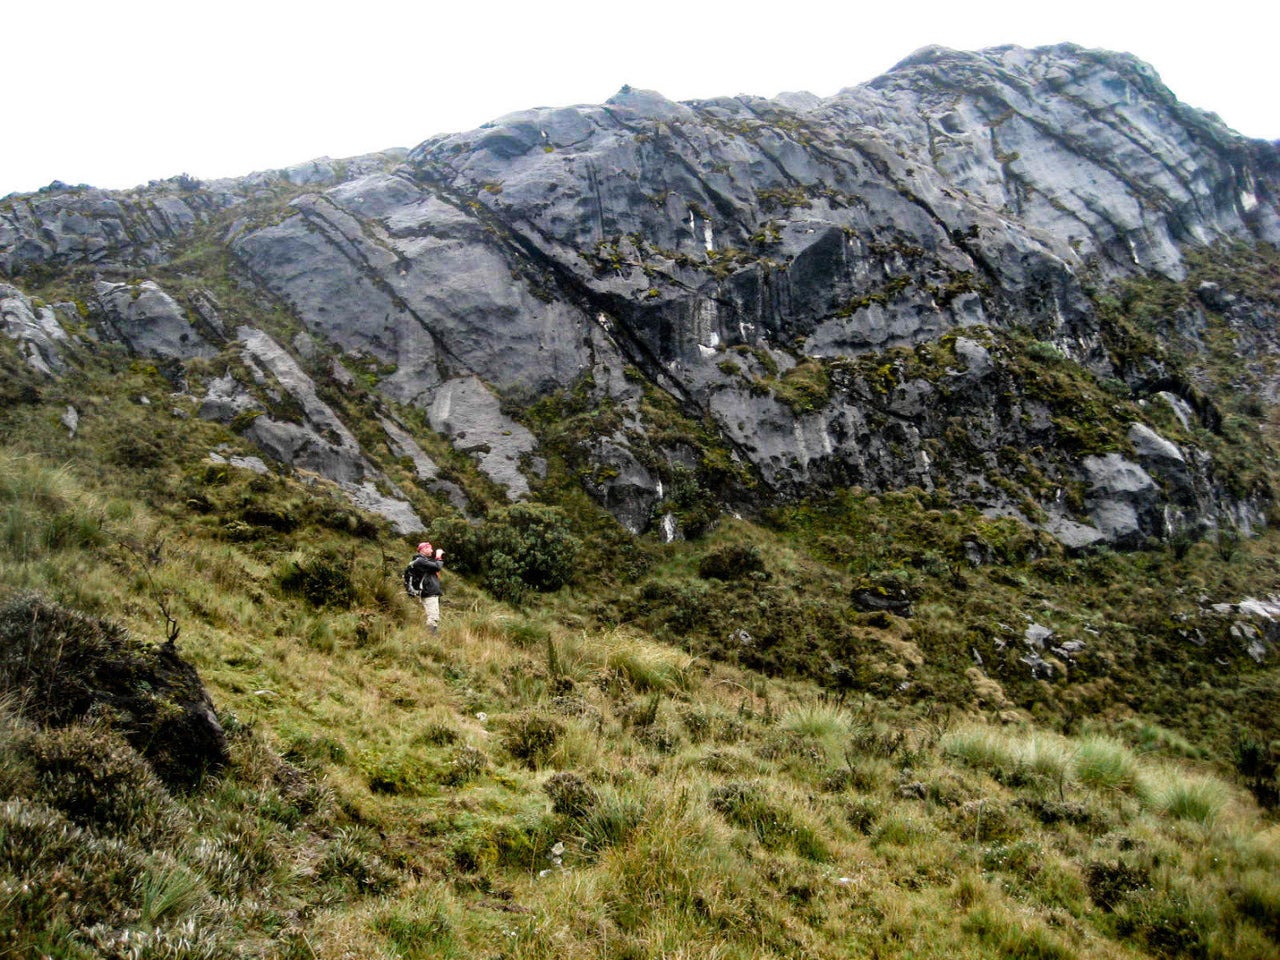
[{"left": 2, "top": 43, "right": 1277, "bottom": 548}]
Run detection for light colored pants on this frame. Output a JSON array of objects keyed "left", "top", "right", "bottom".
[{"left": 421, "top": 595, "right": 440, "bottom": 631}]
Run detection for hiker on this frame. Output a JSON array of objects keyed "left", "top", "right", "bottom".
[{"left": 404, "top": 541, "right": 445, "bottom": 633}]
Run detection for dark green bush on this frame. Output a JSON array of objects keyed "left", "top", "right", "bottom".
[
  {"left": 278, "top": 547, "right": 355, "bottom": 608},
  {"left": 500, "top": 712, "right": 565, "bottom": 768},
  {"left": 1114, "top": 889, "right": 1216, "bottom": 959},
  {"left": 1235, "top": 736, "right": 1279, "bottom": 808},
  {"left": 484, "top": 503, "right": 581, "bottom": 599},
  {"left": 431, "top": 503, "right": 580, "bottom": 604},
  {"left": 697, "top": 543, "right": 766, "bottom": 581},
  {"left": 109, "top": 432, "right": 165, "bottom": 469},
  {"left": 425, "top": 515, "right": 483, "bottom": 573}
]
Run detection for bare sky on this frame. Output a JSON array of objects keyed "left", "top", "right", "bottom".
[{"left": 4, "top": 0, "right": 1276, "bottom": 197}]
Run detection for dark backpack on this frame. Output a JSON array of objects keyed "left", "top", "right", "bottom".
[{"left": 404, "top": 560, "right": 426, "bottom": 597}]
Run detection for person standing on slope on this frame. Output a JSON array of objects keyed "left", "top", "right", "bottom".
[{"left": 404, "top": 541, "right": 445, "bottom": 634}]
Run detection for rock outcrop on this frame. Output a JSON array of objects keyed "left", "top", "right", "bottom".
[{"left": 1, "top": 43, "right": 1276, "bottom": 543}]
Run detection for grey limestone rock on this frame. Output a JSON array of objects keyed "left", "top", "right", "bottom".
[
  {"left": 198, "top": 326, "right": 425, "bottom": 533},
  {"left": 1128, "top": 422, "right": 1185, "bottom": 466},
  {"left": 1207, "top": 597, "right": 1280, "bottom": 663},
  {"left": 208, "top": 451, "right": 270, "bottom": 475},
  {"left": 427, "top": 376, "right": 541, "bottom": 500},
  {"left": 1082, "top": 453, "right": 1159, "bottom": 546},
  {"left": 1, "top": 283, "right": 72, "bottom": 376},
  {"left": 583, "top": 437, "right": 661, "bottom": 535},
  {"left": 1, "top": 45, "right": 1274, "bottom": 545},
  {"left": 377, "top": 414, "right": 471, "bottom": 513},
  {"left": 60, "top": 405, "right": 79, "bottom": 437},
  {"left": 95, "top": 280, "right": 216, "bottom": 361}
]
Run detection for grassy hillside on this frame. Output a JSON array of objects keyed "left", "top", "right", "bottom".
[
  {"left": 2, "top": 417, "right": 1280, "bottom": 959},
  {"left": 3, "top": 241, "right": 1280, "bottom": 958}
]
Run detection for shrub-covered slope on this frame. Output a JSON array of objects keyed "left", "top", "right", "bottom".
[{"left": 0, "top": 339, "right": 1278, "bottom": 957}]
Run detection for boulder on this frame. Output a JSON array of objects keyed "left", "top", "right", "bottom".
[
  {"left": 1, "top": 283, "right": 72, "bottom": 375},
  {"left": 1082, "top": 453, "right": 1160, "bottom": 545},
  {"left": 95, "top": 280, "right": 216, "bottom": 361}
]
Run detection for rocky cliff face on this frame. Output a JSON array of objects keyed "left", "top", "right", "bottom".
[{"left": 2, "top": 44, "right": 1277, "bottom": 545}]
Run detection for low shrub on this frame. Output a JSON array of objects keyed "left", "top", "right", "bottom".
[
  {"left": 441, "top": 744, "right": 488, "bottom": 786},
  {"left": 709, "top": 781, "right": 829, "bottom": 860},
  {"left": 500, "top": 712, "right": 565, "bottom": 769},
  {"left": 697, "top": 543, "right": 766, "bottom": 581},
  {"left": 543, "top": 771, "right": 599, "bottom": 819},
  {"left": 0, "top": 594, "right": 228, "bottom": 789},
  {"left": 276, "top": 547, "right": 356, "bottom": 608},
  {"left": 1084, "top": 858, "right": 1152, "bottom": 911},
  {"left": 1114, "top": 888, "right": 1217, "bottom": 959},
  {"left": 0, "top": 798, "right": 147, "bottom": 933},
  {"left": 27, "top": 723, "right": 181, "bottom": 845}
]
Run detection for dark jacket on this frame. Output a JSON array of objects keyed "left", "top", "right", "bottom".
[{"left": 407, "top": 555, "right": 443, "bottom": 597}]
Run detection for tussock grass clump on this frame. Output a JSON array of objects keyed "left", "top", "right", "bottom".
[
  {"left": 1074, "top": 735, "right": 1142, "bottom": 794},
  {"left": 961, "top": 901, "right": 1074, "bottom": 960},
  {"left": 1018, "top": 731, "right": 1074, "bottom": 788},
  {"left": 372, "top": 885, "right": 459, "bottom": 958},
  {"left": 779, "top": 700, "right": 854, "bottom": 741},
  {"left": 595, "top": 629, "right": 698, "bottom": 692},
  {"left": 1238, "top": 869, "right": 1280, "bottom": 939},
  {"left": 27, "top": 723, "right": 184, "bottom": 845},
  {"left": 940, "top": 725, "right": 1020, "bottom": 774},
  {"left": 1145, "top": 768, "right": 1231, "bottom": 824},
  {"left": 0, "top": 453, "right": 108, "bottom": 559}
]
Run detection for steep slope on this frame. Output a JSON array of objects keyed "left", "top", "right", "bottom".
[
  {"left": 2, "top": 44, "right": 1278, "bottom": 548},
  {"left": 3, "top": 43, "right": 1280, "bottom": 960}
]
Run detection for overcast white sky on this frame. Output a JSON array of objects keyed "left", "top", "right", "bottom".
[{"left": 4, "top": 1, "right": 1276, "bottom": 197}]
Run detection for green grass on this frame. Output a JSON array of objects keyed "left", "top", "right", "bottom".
[
  {"left": 3, "top": 234, "right": 1280, "bottom": 958},
  {"left": 1, "top": 443, "right": 1279, "bottom": 959}
]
